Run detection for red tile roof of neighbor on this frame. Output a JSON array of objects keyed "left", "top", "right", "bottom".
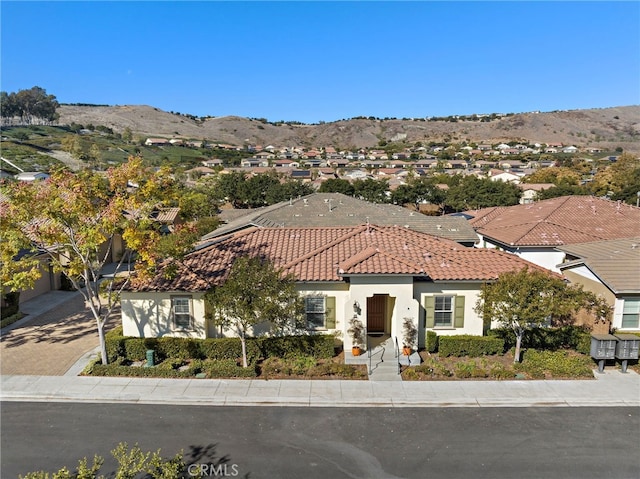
[
  {"left": 466, "top": 196, "right": 640, "bottom": 247},
  {"left": 130, "top": 224, "right": 549, "bottom": 292}
]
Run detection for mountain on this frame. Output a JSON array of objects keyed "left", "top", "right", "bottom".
[{"left": 57, "top": 104, "right": 640, "bottom": 151}]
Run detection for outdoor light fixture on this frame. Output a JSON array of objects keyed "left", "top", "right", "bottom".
[{"left": 353, "top": 300, "right": 360, "bottom": 314}]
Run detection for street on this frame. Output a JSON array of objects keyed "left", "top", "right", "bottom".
[{"left": 2, "top": 403, "right": 638, "bottom": 478}]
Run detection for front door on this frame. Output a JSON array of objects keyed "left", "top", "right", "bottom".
[{"left": 367, "top": 295, "right": 386, "bottom": 333}]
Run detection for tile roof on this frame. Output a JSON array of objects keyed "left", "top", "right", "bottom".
[
  {"left": 130, "top": 224, "right": 548, "bottom": 292},
  {"left": 557, "top": 238, "right": 640, "bottom": 293},
  {"left": 202, "top": 193, "right": 478, "bottom": 244},
  {"left": 465, "top": 196, "right": 640, "bottom": 247}
]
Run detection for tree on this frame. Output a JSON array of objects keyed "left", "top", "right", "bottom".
[
  {"left": 522, "top": 166, "right": 581, "bottom": 186},
  {"left": 318, "top": 178, "right": 355, "bottom": 196},
  {"left": 445, "top": 176, "right": 521, "bottom": 211},
  {"left": 475, "top": 268, "right": 610, "bottom": 363},
  {"left": 591, "top": 152, "right": 640, "bottom": 200},
  {"left": 0, "top": 86, "right": 59, "bottom": 125},
  {"left": 536, "top": 184, "right": 591, "bottom": 200},
  {"left": 0, "top": 157, "right": 186, "bottom": 365},
  {"left": 205, "top": 256, "right": 303, "bottom": 367},
  {"left": 352, "top": 177, "right": 390, "bottom": 203}
]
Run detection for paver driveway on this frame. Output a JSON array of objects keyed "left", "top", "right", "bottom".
[{"left": 1, "top": 293, "right": 116, "bottom": 375}]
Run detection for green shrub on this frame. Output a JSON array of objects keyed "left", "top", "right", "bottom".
[
  {"left": 87, "top": 362, "right": 193, "bottom": 378},
  {"left": 156, "top": 358, "right": 186, "bottom": 371},
  {"left": 202, "top": 359, "right": 257, "bottom": 378},
  {"left": 259, "top": 335, "right": 335, "bottom": 359},
  {"left": 516, "top": 349, "right": 594, "bottom": 378},
  {"left": 426, "top": 330, "right": 438, "bottom": 353},
  {"left": 438, "top": 335, "right": 504, "bottom": 357},
  {"left": 155, "top": 337, "right": 200, "bottom": 360},
  {"left": 489, "top": 363, "right": 515, "bottom": 380},
  {"left": 413, "top": 358, "right": 453, "bottom": 377},
  {"left": 198, "top": 338, "right": 260, "bottom": 363},
  {"left": 402, "top": 368, "right": 420, "bottom": 380},
  {"left": 488, "top": 325, "right": 591, "bottom": 353}
]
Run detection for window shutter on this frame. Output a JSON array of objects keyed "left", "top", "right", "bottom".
[
  {"left": 454, "top": 296, "right": 465, "bottom": 328},
  {"left": 425, "top": 296, "right": 435, "bottom": 328},
  {"left": 325, "top": 296, "right": 336, "bottom": 329}
]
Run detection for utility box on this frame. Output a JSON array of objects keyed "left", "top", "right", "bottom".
[
  {"left": 590, "top": 334, "right": 617, "bottom": 373},
  {"left": 614, "top": 334, "right": 640, "bottom": 373}
]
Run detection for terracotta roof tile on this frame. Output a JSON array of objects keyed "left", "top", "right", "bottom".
[
  {"left": 130, "top": 225, "right": 546, "bottom": 292},
  {"left": 466, "top": 196, "right": 640, "bottom": 246}
]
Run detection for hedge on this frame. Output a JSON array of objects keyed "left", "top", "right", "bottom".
[
  {"left": 438, "top": 335, "right": 504, "bottom": 357},
  {"left": 488, "top": 325, "right": 591, "bottom": 354},
  {"left": 104, "top": 330, "right": 335, "bottom": 364},
  {"left": 426, "top": 330, "right": 438, "bottom": 353}
]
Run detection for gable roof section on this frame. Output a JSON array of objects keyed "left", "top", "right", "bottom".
[
  {"left": 464, "top": 196, "right": 640, "bottom": 247},
  {"left": 203, "top": 193, "right": 478, "bottom": 244},
  {"left": 131, "top": 224, "right": 548, "bottom": 292},
  {"left": 557, "top": 238, "right": 640, "bottom": 293}
]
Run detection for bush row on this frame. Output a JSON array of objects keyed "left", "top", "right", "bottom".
[
  {"left": 85, "top": 357, "right": 257, "bottom": 378},
  {"left": 488, "top": 325, "right": 591, "bottom": 354},
  {"left": 438, "top": 335, "right": 504, "bottom": 357},
  {"left": 105, "top": 329, "right": 336, "bottom": 364},
  {"left": 514, "top": 350, "right": 594, "bottom": 379}
]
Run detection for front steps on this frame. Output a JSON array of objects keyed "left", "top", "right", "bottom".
[{"left": 344, "top": 337, "right": 421, "bottom": 381}]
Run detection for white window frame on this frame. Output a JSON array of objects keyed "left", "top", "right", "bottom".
[
  {"left": 171, "top": 295, "right": 193, "bottom": 330},
  {"left": 434, "top": 295, "right": 454, "bottom": 328},
  {"left": 621, "top": 299, "right": 640, "bottom": 329},
  {"left": 305, "top": 296, "right": 326, "bottom": 330}
]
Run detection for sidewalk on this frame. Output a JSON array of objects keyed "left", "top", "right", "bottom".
[{"left": 1, "top": 369, "right": 638, "bottom": 408}]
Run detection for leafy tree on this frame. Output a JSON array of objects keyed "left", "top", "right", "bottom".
[
  {"left": 20, "top": 442, "right": 189, "bottom": 479},
  {"left": 205, "top": 256, "right": 303, "bottom": 367},
  {"left": 522, "top": 166, "right": 581, "bottom": 186},
  {"left": 390, "top": 177, "right": 446, "bottom": 210},
  {"left": 352, "top": 177, "right": 390, "bottom": 203},
  {"left": 475, "top": 268, "right": 610, "bottom": 363},
  {"left": 121, "top": 127, "right": 133, "bottom": 143},
  {"left": 0, "top": 86, "right": 59, "bottom": 125},
  {"left": 591, "top": 152, "right": 640, "bottom": 200},
  {"left": 445, "top": 176, "right": 521, "bottom": 211},
  {"left": 1, "top": 157, "right": 188, "bottom": 365},
  {"left": 536, "top": 184, "right": 591, "bottom": 201},
  {"left": 318, "top": 178, "right": 355, "bottom": 196}
]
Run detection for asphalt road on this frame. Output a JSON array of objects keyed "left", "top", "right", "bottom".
[{"left": 2, "top": 403, "right": 639, "bottom": 479}]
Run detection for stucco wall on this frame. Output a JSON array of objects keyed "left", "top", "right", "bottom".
[
  {"left": 121, "top": 291, "right": 207, "bottom": 338},
  {"left": 414, "top": 282, "right": 484, "bottom": 346}
]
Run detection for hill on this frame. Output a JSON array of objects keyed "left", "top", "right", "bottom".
[{"left": 57, "top": 104, "right": 640, "bottom": 152}]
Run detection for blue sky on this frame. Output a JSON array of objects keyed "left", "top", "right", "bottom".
[{"left": 2, "top": 1, "right": 639, "bottom": 124}]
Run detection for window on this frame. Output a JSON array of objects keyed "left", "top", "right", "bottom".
[
  {"left": 305, "top": 297, "right": 326, "bottom": 329},
  {"left": 621, "top": 299, "right": 640, "bottom": 329},
  {"left": 304, "top": 296, "right": 336, "bottom": 330},
  {"left": 434, "top": 296, "right": 453, "bottom": 327},
  {"left": 172, "top": 296, "right": 192, "bottom": 330},
  {"left": 425, "top": 295, "right": 465, "bottom": 329}
]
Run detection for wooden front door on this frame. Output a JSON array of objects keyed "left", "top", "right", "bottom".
[{"left": 367, "top": 295, "right": 386, "bottom": 333}]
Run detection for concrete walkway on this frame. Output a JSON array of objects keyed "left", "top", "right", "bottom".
[{"left": 1, "top": 369, "right": 638, "bottom": 408}]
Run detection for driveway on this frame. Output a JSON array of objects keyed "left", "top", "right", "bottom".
[{"left": 0, "top": 292, "right": 116, "bottom": 375}]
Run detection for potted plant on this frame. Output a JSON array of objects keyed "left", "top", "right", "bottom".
[
  {"left": 402, "top": 317, "right": 417, "bottom": 356},
  {"left": 347, "top": 317, "right": 365, "bottom": 356}
]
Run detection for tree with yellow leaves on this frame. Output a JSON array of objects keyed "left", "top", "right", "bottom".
[{"left": 0, "top": 157, "right": 187, "bottom": 364}]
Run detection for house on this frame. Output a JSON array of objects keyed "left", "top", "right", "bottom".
[
  {"left": 487, "top": 169, "right": 522, "bottom": 183},
  {"left": 121, "top": 224, "right": 546, "bottom": 349},
  {"left": 465, "top": 196, "right": 640, "bottom": 271},
  {"left": 204, "top": 193, "right": 479, "bottom": 246},
  {"left": 144, "top": 138, "right": 170, "bottom": 146},
  {"left": 517, "top": 183, "right": 555, "bottom": 204},
  {"left": 557, "top": 238, "right": 640, "bottom": 332}
]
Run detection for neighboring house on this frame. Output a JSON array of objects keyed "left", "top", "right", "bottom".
[
  {"left": 203, "top": 193, "right": 479, "bottom": 246},
  {"left": 465, "top": 196, "right": 640, "bottom": 272},
  {"left": 557, "top": 238, "right": 640, "bottom": 332},
  {"left": 517, "top": 183, "right": 555, "bottom": 204},
  {"left": 121, "top": 224, "right": 546, "bottom": 349},
  {"left": 144, "top": 138, "right": 170, "bottom": 146}
]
